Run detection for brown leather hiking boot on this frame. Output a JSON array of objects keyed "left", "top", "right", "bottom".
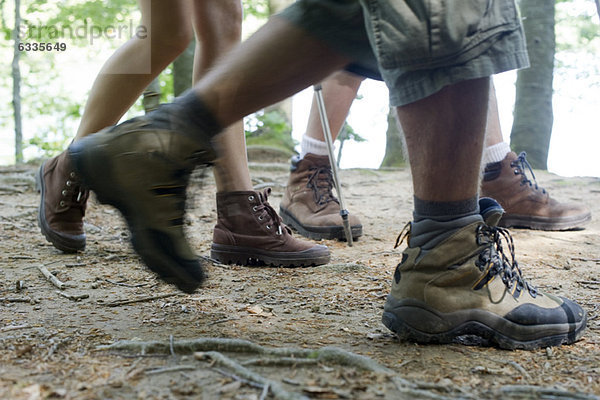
[
  {"left": 481, "top": 152, "right": 591, "bottom": 231},
  {"left": 279, "top": 154, "right": 362, "bottom": 241},
  {"left": 211, "top": 189, "right": 330, "bottom": 266},
  {"left": 382, "top": 198, "right": 587, "bottom": 350},
  {"left": 37, "top": 151, "right": 89, "bottom": 253}
]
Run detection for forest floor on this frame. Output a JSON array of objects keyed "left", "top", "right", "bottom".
[{"left": 0, "top": 153, "right": 599, "bottom": 400}]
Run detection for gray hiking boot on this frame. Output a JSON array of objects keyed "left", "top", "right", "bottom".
[
  {"left": 68, "top": 105, "right": 218, "bottom": 293},
  {"left": 382, "top": 201, "right": 587, "bottom": 350}
]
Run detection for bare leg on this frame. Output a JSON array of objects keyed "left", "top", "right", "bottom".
[
  {"left": 305, "top": 71, "right": 364, "bottom": 142},
  {"left": 191, "top": 0, "right": 251, "bottom": 192},
  {"left": 280, "top": 70, "right": 364, "bottom": 241},
  {"left": 485, "top": 81, "right": 504, "bottom": 147},
  {"left": 398, "top": 78, "right": 490, "bottom": 202},
  {"left": 75, "top": 0, "right": 193, "bottom": 140},
  {"left": 192, "top": 16, "right": 351, "bottom": 128}
]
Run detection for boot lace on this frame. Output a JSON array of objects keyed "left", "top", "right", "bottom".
[
  {"left": 306, "top": 166, "right": 339, "bottom": 206},
  {"left": 474, "top": 224, "right": 538, "bottom": 299},
  {"left": 60, "top": 171, "right": 88, "bottom": 212},
  {"left": 511, "top": 151, "right": 546, "bottom": 194},
  {"left": 255, "top": 188, "right": 290, "bottom": 236}
]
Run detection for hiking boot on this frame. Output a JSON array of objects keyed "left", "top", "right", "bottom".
[
  {"left": 211, "top": 189, "right": 330, "bottom": 266},
  {"left": 481, "top": 152, "right": 591, "bottom": 230},
  {"left": 382, "top": 202, "right": 587, "bottom": 350},
  {"left": 36, "top": 151, "right": 89, "bottom": 253},
  {"left": 279, "top": 154, "right": 362, "bottom": 241},
  {"left": 68, "top": 106, "right": 218, "bottom": 293}
]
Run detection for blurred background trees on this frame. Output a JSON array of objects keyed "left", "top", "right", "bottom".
[{"left": 1, "top": 0, "right": 598, "bottom": 171}]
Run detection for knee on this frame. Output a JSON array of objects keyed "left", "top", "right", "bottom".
[
  {"left": 151, "top": 23, "right": 194, "bottom": 57},
  {"left": 200, "top": 0, "right": 243, "bottom": 45}
]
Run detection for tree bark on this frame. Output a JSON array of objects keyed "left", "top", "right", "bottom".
[
  {"left": 379, "top": 108, "right": 405, "bottom": 168},
  {"left": 510, "top": 0, "right": 556, "bottom": 170},
  {"left": 12, "top": 0, "right": 23, "bottom": 164}
]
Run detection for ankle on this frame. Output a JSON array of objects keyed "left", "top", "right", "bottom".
[{"left": 410, "top": 196, "right": 481, "bottom": 251}]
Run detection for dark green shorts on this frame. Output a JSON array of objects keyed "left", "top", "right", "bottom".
[{"left": 280, "top": 0, "right": 529, "bottom": 106}]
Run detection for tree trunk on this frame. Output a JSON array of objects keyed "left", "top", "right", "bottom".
[
  {"left": 510, "top": 0, "right": 555, "bottom": 170},
  {"left": 379, "top": 108, "right": 405, "bottom": 168},
  {"left": 12, "top": 0, "right": 22, "bottom": 164},
  {"left": 173, "top": 39, "right": 195, "bottom": 97}
]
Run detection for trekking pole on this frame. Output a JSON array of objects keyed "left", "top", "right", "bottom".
[{"left": 313, "top": 83, "right": 353, "bottom": 246}]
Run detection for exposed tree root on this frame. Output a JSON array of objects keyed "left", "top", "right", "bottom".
[{"left": 97, "top": 337, "right": 462, "bottom": 399}]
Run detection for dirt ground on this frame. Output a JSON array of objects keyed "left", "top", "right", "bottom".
[{"left": 1, "top": 156, "right": 599, "bottom": 400}]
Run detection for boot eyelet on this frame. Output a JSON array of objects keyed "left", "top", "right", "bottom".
[
  {"left": 69, "top": 172, "right": 76, "bottom": 178},
  {"left": 66, "top": 180, "right": 72, "bottom": 187},
  {"left": 61, "top": 190, "right": 68, "bottom": 196},
  {"left": 248, "top": 195, "right": 255, "bottom": 201},
  {"left": 266, "top": 225, "right": 271, "bottom": 230},
  {"left": 59, "top": 201, "right": 66, "bottom": 207},
  {"left": 258, "top": 216, "right": 264, "bottom": 221},
  {"left": 252, "top": 206, "right": 258, "bottom": 212}
]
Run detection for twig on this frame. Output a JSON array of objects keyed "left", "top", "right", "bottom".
[
  {"left": 241, "top": 357, "right": 319, "bottom": 367},
  {"left": 145, "top": 365, "right": 196, "bottom": 376},
  {"left": 98, "top": 293, "right": 180, "bottom": 307},
  {"left": 208, "top": 317, "right": 240, "bottom": 326},
  {"left": 64, "top": 263, "right": 87, "bottom": 268},
  {"left": 37, "top": 265, "right": 66, "bottom": 289},
  {"left": 104, "top": 278, "right": 149, "bottom": 288},
  {"left": 0, "top": 297, "right": 34, "bottom": 303},
  {"left": 213, "top": 367, "right": 265, "bottom": 389},
  {"left": 0, "top": 324, "right": 31, "bottom": 332},
  {"left": 499, "top": 385, "right": 598, "bottom": 399},
  {"left": 9, "top": 255, "right": 35, "bottom": 260},
  {"left": 56, "top": 291, "right": 89, "bottom": 301},
  {"left": 259, "top": 383, "right": 270, "bottom": 400},
  {"left": 197, "top": 351, "right": 306, "bottom": 400}
]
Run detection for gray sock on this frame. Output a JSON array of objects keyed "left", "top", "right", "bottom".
[
  {"left": 150, "top": 90, "right": 223, "bottom": 140},
  {"left": 409, "top": 196, "right": 482, "bottom": 253}
]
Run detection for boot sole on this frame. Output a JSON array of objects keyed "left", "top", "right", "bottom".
[
  {"left": 499, "top": 212, "right": 592, "bottom": 231},
  {"left": 68, "top": 134, "right": 213, "bottom": 294},
  {"left": 210, "top": 243, "right": 330, "bottom": 267},
  {"left": 36, "top": 162, "right": 86, "bottom": 253},
  {"left": 279, "top": 207, "right": 362, "bottom": 241},
  {"left": 382, "top": 297, "right": 587, "bottom": 350}
]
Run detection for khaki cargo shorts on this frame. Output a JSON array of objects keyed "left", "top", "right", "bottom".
[{"left": 279, "top": 0, "right": 529, "bottom": 106}]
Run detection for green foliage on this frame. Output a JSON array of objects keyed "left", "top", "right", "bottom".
[
  {"left": 245, "top": 111, "right": 296, "bottom": 152},
  {"left": 337, "top": 122, "right": 366, "bottom": 144},
  {"left": 555, "top": 1, "right": 600, "bottom": 51},
  {"left": 18, "top": 0, "right": 137, "bottom": 45},
  {"left": 24, "top": 92, "right": 82, "bottom": 157},
  {"left": 243, "top": 0, "right": 270, "bottom": 19}
]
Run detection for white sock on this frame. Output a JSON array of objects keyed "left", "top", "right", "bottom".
[
  {"left": 482, "top": 142, "right": 511, "bottom": 166},
  {"left": 300, "top": 135, "right": 329, "bottom": 158}
]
